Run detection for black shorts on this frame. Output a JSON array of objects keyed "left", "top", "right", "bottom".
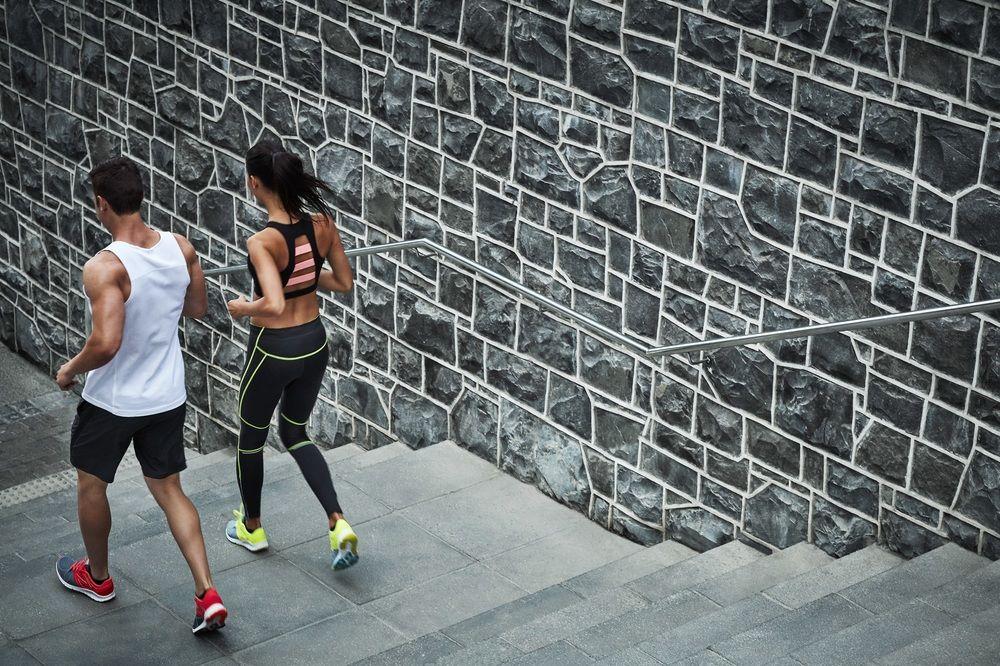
[{"left": 70, "top": 400, "right": 187, "bottom": 483}]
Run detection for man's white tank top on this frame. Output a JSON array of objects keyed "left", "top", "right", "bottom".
[{"left": 82, "top": 231, "right": 190, "bottom": 417}]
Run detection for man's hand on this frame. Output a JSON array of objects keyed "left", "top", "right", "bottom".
[
  {"left": 227, "top": 296, "right": 250, "bottom": 319},
  {"left": 55, "top": 364, "right": 77, "bottom": 391}
]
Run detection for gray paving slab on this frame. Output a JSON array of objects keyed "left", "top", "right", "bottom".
[
  {"left": 0, "top": 641, "right": 39, "bottom": 665},
  {"left": 510, "top": 640, "right": 595, "bottom": 664},
  {"left": 670, "top": 650, "right": 732, "bottom": 666},
  {"left": 692, "top": 542, "right": 832, "bottom": 606},
  {"left": 433, "top": 636, "right": 522, "bottom": 665},
  {"left": 877, "top": 603, "right": 1000, "bottom": 665},
  {"left": 0, "top": 560, "right": 150, "bottom": 640},
  {"left": 637, "top": 593, "right": 788, "bottom": 663},
  {"left": 596, "top": 647, "right": 664, "bottom": 665},
  {"left": 837, "top": 543, "right": 987, "bottom": 614},
  {"left": 791, "top": 600, "right": 958, "bottom": 665},
  {"left": 355, "top": 632, "right": 463, "bottom": 665},
  {"left": 233, "top": 609, "right": 407, "bottom": 664},
  {"left": 155, "top": 556, "right": 351, "bottom": 652},
  {"left": 18, "top": 598, "right": 224, "bottom": 665},
  {"left": 485, "top": 520, "right": 640, "bottom": 592},
  {"left": 15, "top": 512, "right": 150, "bottom": 562},
  {"left": 282, "top": 512, "right": 473, "bottom": 604},
  {"left": 366, "top": 563, "right": 527, "bottom": 639},
  {"left": 441, "top": 584, "right": 583, "bottom": 646},
  {"left": 251, "top": 477, "right": 393, "bottom": 551},
  {"left": 921, "top": 558, "right": 1000, "bottom": 617},
  {"left": 0, "top": 349, "right": 56, "bottom": 407},
  {"left": 351, "top": 441, "right": 498, "bottom": 509},
  {"left": 562, "top": 540, "right": 696, "bottom": 598},
  {"left": 112, "top": 523, "right": 265, "bottom": 596},
  {"left": 499, "top": 586, "right": 650, "bottom": 653},
  {"left": 570, "top": 589, "right": 721, "bottom": 659},
  {"left": 400, "top": 473, "right": 588, "bottom": 559},
  {"left": 763, "top": 545, "right": 902, "bottom": 609},
  {"left": 711, "top": 594, "right": 873, "bottom": 665},
  {"left": 627, "top": 541, "right": 764, "bottom": 602},
  {"left": 338, "top": 442, "right": 412, "bottom": 472}
]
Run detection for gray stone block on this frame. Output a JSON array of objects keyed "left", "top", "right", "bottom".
[
  {"left": 764, "top": 545, "right": 902, "bottom": 609},
  {"left": 19, "top": 599, "right": 222, "bottom": 665},
  {"left": 878, "top": 603, "right": 1000, "bottom": 665},
  {"left": 838, "top": 543, "right": 987, "bottom": 614},
  {"left": 790, "top": 600, "right": 957, "bottom": 665},
  {"left": 368, "top": 563, "right": 526, "bottom": 639},
  {"left": 234, "top": 610, "right": 406, "bottom": 664},
  {"left": 628, "top": 540, "right": 763, "bottom": 602},
  {"left": 693, "top": 542, "right": 832, "bottom": 606},
  {"left": 638, "top": 593, "right": 788, "bottom": 663},
  {"left": 499, "top": 586, "right": 650, "bottom": 653},
  {"left": 711, "top": 594, "right": 873, "bottom": 665},
  {"left": 443, "top": 584, "right": 583, "bottom": 646}
]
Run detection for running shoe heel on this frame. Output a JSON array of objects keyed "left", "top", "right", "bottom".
[{"left": 329, "top": 519, "right": 360, "bottom": 571}]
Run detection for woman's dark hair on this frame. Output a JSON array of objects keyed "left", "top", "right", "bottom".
[
  {"left": 89, "top": 156, "right": 144, "bottom": 215},
  {"left": 245, "top": 141, "right": 336, "bottom": 224}
]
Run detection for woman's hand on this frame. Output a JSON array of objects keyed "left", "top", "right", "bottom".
[{"left": 227, "top": 296, "right": 250, "bottom": 319}]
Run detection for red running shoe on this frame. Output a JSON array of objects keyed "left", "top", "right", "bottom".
[
  {"left": 193, "top": 587, "right": 227, "bottom": 634},
  {"left": 56, "top": 556, "right": 115, "bottom": 602}
]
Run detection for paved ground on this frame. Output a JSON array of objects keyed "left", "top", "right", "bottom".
[
  {"left": 0, "top": 349, "right": 79, "bottom": 493},
  {"left": 2, "top": 344, "right": 999, "bottom": 665}
]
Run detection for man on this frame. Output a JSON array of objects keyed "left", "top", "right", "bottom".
[{"left": 55, "top": 156, "right": 227, "bottom": 634}]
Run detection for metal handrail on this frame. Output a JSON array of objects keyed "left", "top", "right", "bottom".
[{"left": 205, "top": 240, "right": 1000, "bottom": 359}]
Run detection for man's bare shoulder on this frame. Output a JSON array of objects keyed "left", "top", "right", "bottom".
[
  {"left": 172, "top": 233, "right": 198, "bottom": 262},
  {"left": 82, "top": 252, "right": 127, "bottom": 293}
]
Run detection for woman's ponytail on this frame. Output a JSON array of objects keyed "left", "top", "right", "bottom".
[{"left": 245, "top": 141, "right": 337, "bottom": 224}]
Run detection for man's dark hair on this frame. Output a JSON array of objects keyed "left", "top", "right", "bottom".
[{"left": 89, "top": 156, "right": 144, "bottom": 215}]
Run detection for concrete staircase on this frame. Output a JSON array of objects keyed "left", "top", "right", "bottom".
[{"left": 1, "top": 440, "right": 999, "bottom": 665}]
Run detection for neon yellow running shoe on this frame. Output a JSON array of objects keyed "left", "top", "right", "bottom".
[
  {"left": 330, "top": 519, "right": 359, "bottom": 570},
  {"left": 225, "top": 509, "right": 269, "bottom": 552}
]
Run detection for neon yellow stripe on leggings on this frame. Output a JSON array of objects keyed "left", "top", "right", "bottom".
[
  {"left": 238, "top": 445, "right": 266, "bottom": 455},
  {"left": 280, "top": 413, "right": 308, "bottom": 426},
  {"left": 287, "top": 440, "right": 313, "bottom": 452},
  {"left": 254, "top": 342, "right": 327, "bottom": 361}
]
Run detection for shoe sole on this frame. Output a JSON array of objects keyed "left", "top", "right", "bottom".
[
  {"left": 225, "top": 531, "right": 268, "bottom": 552},
  {"left": 331, "top": 533, "right": 359, "bottom": 570},
  {"left": 55, "top": 562, "right": 115, "bottom": 603},
  {"left": 193, "top": 605, "right": 228, "bottom": 634}
]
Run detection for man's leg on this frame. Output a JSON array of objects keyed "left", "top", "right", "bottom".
[
  {"left": 145, "top": 474, "right": 213, "bottom": 595},
  {"left": 77, "top": 469, "right": 112, "bottom": 580}
]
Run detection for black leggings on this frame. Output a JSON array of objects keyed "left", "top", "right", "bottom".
[{"left": 237, "top": 318, "right": 341, "bottom": 520}]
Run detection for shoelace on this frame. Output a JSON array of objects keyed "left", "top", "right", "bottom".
[{"left": 70, "top": 559, "right": 90, "bottom": 584}]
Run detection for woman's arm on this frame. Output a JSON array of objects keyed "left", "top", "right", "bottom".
[
  {"left": 319, "top": 217, "right": 354, "bottom": 293},
  {"left": 227, "top": 236, "right": 285, "bottom": 319}
]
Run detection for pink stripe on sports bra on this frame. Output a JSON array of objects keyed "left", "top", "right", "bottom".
[{"left": 285, "top": 271, "right": 317, "bottom": 287}]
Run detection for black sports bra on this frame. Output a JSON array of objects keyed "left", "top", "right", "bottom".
[{"left": 247, "top": 216, "right": 322, "bottom": 299}]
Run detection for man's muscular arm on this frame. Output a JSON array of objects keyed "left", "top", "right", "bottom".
[
  {"left": 174, "top": 233, "right": 207, "bottom": 319},
  {"left": 55, "top": 254, "right": 127, "bottom": 390}
]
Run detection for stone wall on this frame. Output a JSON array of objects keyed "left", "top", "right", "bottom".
[{"left": 2, "top": 0, "right": 999, "bottom": 559}]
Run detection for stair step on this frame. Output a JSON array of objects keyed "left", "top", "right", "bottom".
[
  {"left": 877, "top": 603, "right": 1000, "bottom": 665},
  {"left": 441, "top": 584, "right": 583, "bottom": 646},
  {"left": 497, "top": 586, "right": 650, "bottom": 653},
  {"left": 635, "top": 593, "right": 786, "bottom": 663},
  {"left": 626, "top": 540, "right": 764, "bottom": 602},
  {"left": 692, "top": 542, "right": 833, "bottom": 606},
  {"left": 837, "top": 543, "right": 988, "bottom": 614},
  {"left": 567, "top": 588, "right": 721, "bottom": 659},
  {"left": 561, "top": 540, "right": 696, "bottom": 598},
  {"left": 594, "top": 647, "right": 661, "bottom": 665},
  {"left": 763, "top": 545, "right": 902, "bottom": 609},
  {"left": 508, "top": 641, "right": 593, "bottom": 665},
  {"left": 710, "top": 593, "right": 874, "bottom": 665},
  {"left": 920, "top": 558, "right": 1000, "bottom": 618},
  {"left": 789, "top": 600, "right": 957, "bottom": 665}
]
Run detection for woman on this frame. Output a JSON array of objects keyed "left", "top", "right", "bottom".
[{"left": 224, "top": 140, "right": 358, "bottom": 570}]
